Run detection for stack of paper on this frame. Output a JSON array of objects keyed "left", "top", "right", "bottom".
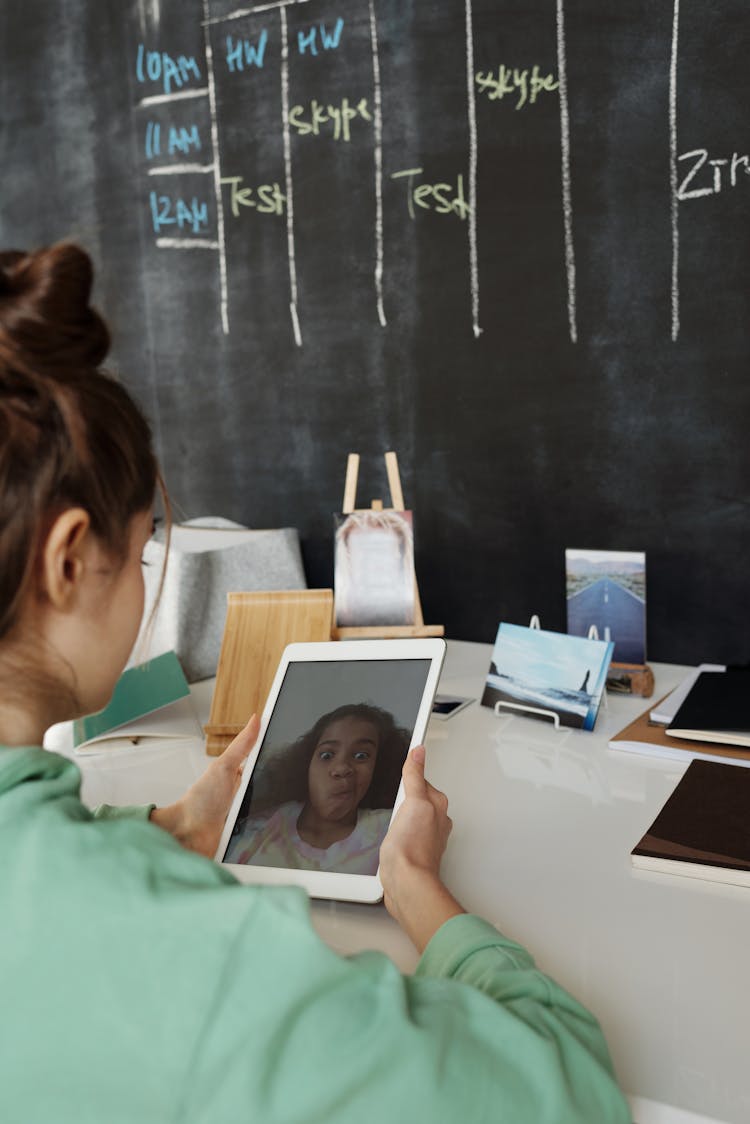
[{"left": 609, "top": 705, "right": 750, "bottom": 768}]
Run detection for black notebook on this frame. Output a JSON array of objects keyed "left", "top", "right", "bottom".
[
  {"left": 667, "top": 669, "right": 750, "bottom": 749},
  {"left": 631, "top": 759, "right": 750, "bottom": 888}
]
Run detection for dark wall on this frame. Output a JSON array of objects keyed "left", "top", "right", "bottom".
[{"left": 2, "top": 0, "right": 749, "bottom": 664}]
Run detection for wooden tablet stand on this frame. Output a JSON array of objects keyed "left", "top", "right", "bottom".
[
  {"left": 204, "top": 589, "right": 334, "bottom": 756},
  {"left": 331, "top": 451, "right": 444, "bottom": 640}
]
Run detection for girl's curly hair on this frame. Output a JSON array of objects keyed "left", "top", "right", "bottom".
[{"left": 248, "top": 703, "right": 410, "bottom": 814}]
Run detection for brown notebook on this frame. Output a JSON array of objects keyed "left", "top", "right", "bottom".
[{"left": 631, "top": 759, "right": 750, "bottom": 888}]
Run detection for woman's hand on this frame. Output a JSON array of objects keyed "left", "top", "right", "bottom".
[
  {"left": 379, "top": 745, "right": 465, "bottom": 954},
  {"left": 150, "top": 715, "right": 259, "bottom": 858}
]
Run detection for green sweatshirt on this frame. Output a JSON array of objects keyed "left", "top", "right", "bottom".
[{"left": 0, "top": 747, "right": 631, "bottom": 1124}]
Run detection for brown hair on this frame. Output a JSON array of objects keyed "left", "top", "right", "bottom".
[
  {"left": 240, "top": 704, "right": 410, "bottom": 818},
  {"left": 0, "top": 242, "right": 162, "bottom": 643}
]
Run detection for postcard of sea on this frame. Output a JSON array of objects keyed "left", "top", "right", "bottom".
[{"left": 481, "top": 622, "right": 614, "bottom": 731}]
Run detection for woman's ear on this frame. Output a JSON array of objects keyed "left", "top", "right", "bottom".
[{"left": 40, "top": 508, "right": 92, "bottom": 610}]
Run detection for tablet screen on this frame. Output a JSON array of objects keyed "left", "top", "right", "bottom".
[{"left": 221, "top": 658, "right": 431, "bottom": 876}]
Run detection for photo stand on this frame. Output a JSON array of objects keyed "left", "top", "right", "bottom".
[
  {"left": 204, "top": 589, "right": 334, "bottom": 756},
  {"left": 492, "top": 615, "right": 605, "bottom": 727},
  {"left": 494, "top": 699, "right": 561, "bottom": 729},
  {"left": 586, "top": 625, "right": 608, "bottom": 712},
  {"left": 331, "top": 451, "right": 444, "bottom": 641},
  {"left": 587, "top": 623, "right": 655, "bottom": 698}
]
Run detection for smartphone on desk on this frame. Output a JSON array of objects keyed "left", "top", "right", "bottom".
[{"left": 431, "top": 695, "right": 474, "bottom": 720}]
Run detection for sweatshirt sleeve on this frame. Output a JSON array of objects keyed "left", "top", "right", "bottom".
[
  {"left": 410, "top": 912, "right": 633, "bottom": 1123},
  {"left": 178, "top": 891, "right": 632, "bottom": 1124}
]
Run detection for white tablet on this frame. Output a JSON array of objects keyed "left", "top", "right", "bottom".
[{"left": 215, "top": 638, "right": 446, "bottom": 903}]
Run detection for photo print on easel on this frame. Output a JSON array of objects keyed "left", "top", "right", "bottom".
[
  {"left": 331, "top": 452, "right": 443, "bottom": 639},
  {"left": 565, "top": 549, "right": 647, "bottom": 665},
  {"left": 334, "top": 509, "right": 416, "bottom": 628},
  {"left": 481, "top": 622, "right": 614, "bottom": 731}
]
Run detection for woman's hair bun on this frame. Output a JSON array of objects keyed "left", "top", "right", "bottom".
[{"left": 0, "top": 242, "right": 110, "bottom": 374}]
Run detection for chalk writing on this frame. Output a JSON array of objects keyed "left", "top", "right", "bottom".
[
  {"left": 169, "top": 125, "right": 201, "bottom": 155},
  {"left": 145, "top": 121, "right": 161, "bottom": 159},
  {"left": 145, "top": 122, "right": 202, "bottom": 159},
  {"left": 132, "top": 2, "right": 570, "bottom": 342},
  {"left": 226, "top": 31, "right": 268, "bottom": 72},
  {"left": 150, "top": 191, "right": 209, "bottom": 234},
  {"left": 475, "top": 66, "right": 558, "bottom": 110},
  {"left": 288, "top": 98, "right": 371, "bottom": 142},
  {"left": 135, "top": 44, "right": 201, "bottom": 94},
  {"left": 298, "top": 20, "right": 344, "bottom": 56},
  {"left": 221, "top": 176, "right": 286, "bottom": 217},
  {"left": 678, "top": 149, "right": 750, "bottom": 200},
  {"left": 391, "top": 168, "right": 472, "bottom": 220}
]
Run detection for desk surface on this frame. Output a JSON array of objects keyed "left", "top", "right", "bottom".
[{"left": 47, "top": 642, "right": 747, "bottom": 1124}]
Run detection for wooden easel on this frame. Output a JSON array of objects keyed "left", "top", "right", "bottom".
[
  {"left": 331, "top": 451, "right": 444, "bottom": 640},
  {"left": 204, "top": 589, "right": 334, "bottom": 756}
]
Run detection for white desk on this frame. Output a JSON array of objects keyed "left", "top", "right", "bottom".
[{"left": 48, "top": 641, "right": 747, "bottom": 1124}]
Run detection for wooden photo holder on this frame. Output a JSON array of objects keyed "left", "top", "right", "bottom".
[
  {"left": 586, "top": 622, "right": 654, "bottom": 698},
  {"left": 331, "top": 451, "right": 444, "bottom": 640},
  {"left": 204, "top": 589, "right": 334, "bottom": 756},
  {"left": 606, "top": 662, "right": 655, "bottom": 698}
]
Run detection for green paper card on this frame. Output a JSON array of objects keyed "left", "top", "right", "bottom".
[{"left": 73, "top": 650, "right": 191, "bottom": 750}]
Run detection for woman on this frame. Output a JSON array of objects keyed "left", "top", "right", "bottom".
[
  {"left": 0, "top": 243, "right": 630, "bottom": 1123},
  {"left": 225, "top": 703, "right": 408, "bottom": 873}
]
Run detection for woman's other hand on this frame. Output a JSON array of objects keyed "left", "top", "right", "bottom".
[
  {"left": 150, "top": 715, "right": 259, "bottom": 858},
  {"left": 379, "top": 745, "right": 465, "bottom": 953}
]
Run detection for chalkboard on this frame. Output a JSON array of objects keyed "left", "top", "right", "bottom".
[{"left": 2, "top": 0, "right": 749, "bottom": 666}]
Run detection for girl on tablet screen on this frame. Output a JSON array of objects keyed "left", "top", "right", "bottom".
[
  {"left": 0, "top": 243, "right": 630, "bottom": 1124},
  {"left": 224, "top": 704, "right": 409, "bottom": 874}
]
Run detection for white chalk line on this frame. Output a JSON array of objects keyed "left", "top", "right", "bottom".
[
  {"left": 368, "top": 0, "right": 386, "bottom": 328},
  {"left": 556, "top": 0, "right": 577, "bottom": 344},
  {"left": 156, "top": 238, "right": 220, "bottom": 249},
  {"left": 670, "top": 0, "right": 680, "bottom": 342},
  {"left": 202, "top": 0, "right": 310, "bottom": 28},
  {"left": 137, "top": 87, "right": 209, "bottom": 108},
  {"left": 148, "top": 163, "right": 215, "bottom": 175},
  {"left": 464, "top": 0, "right": 481, "bottom": 339},
  {"left": 280, "top": 6, "right": 302, "bottom": 346},
  {"left": 202, "top": 0, "right": 230, "bottom": 335},
  {"left": 137, "top": 0, "right": 161, "bottom": 37},
  {"left": 290, "top": 302, "right": 302, "bottom": 347}
]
